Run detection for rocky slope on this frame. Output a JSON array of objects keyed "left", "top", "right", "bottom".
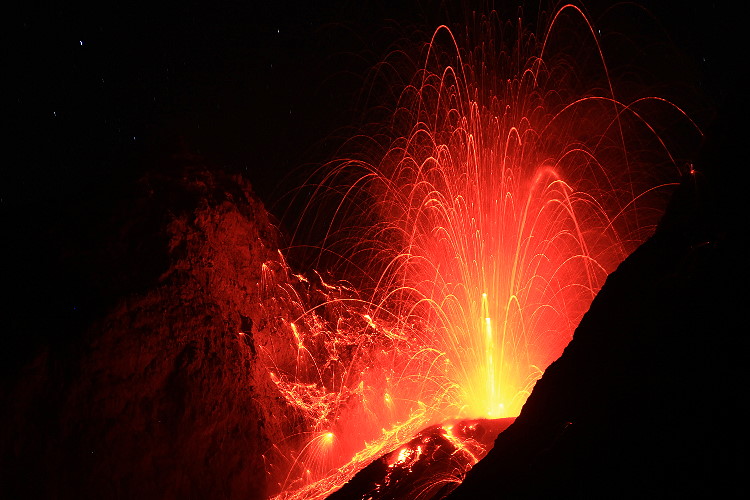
[
  {"left": 1, "top": 163, "right": 291, "bottom": 499},
  {"left": 446, "top": 108, "right": 747, "bottom": 498}
]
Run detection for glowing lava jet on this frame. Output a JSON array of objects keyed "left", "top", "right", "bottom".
[{"left": 258, "top": 6, "right": 698, "bottom": 500}]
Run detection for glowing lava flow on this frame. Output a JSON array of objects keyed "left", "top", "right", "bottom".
[{"left": 258, "top": 6, "right": 699, "bottom": 500}]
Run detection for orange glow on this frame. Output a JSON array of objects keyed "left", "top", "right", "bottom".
[{"left": 256, "top": 6, "right": 700, "bottom": 500}]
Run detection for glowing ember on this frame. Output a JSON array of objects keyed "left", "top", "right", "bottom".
[{"left": 257, "top": 6, "right": 699, "bottom": 499}]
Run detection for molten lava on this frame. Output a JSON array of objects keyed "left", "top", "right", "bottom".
[
  {"left": 256, "top": 6, "right": 699, "bottom": 499},
  {"left": 328, "top": 417, "right": 516, "bottom": 500}
]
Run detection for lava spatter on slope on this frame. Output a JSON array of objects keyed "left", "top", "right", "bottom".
[
  {"left": 261, "top": 6, "right": 699, "bottom": 498},
  {"left": 328, "top": 418, "right": 515, "bottom": 500}
]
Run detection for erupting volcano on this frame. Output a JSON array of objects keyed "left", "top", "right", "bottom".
[
  {"left": 8, "top": 2, "right": 739, "bottom": 499},
  {"left": 258, "top": 6, "right": 698, "bottom": 499}
]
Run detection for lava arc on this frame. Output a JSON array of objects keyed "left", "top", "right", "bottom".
[{"left": 258, "top": 6, "right": 699, "bottom": 499}]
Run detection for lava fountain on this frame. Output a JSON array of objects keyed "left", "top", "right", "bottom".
[{"left": 258, "top": 5, "right": 699, "bottom": 499}]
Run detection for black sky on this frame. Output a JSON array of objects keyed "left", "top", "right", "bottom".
[
  {"left": 4, "top": 0, "right": 742, "bottom": 372},
  {"left": 10, "top": 1, "right": 436, "bottom": 209},
  {"left": 9, "top": 1, "right": 738, "bottom": 209}
]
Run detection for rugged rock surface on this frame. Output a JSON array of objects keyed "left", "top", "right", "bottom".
[
  {"left": 447, "top": 110, "right": 747, "bottom": 498},
  {"left": 328, "top": 418, "right": 515, "bottom": 500},
  {"left": 1, "top": 162, "right": 289, "bottom": 499}
]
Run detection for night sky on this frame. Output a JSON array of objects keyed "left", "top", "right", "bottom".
[
  {"left": 9, "top": 1, "right": 738, "bottom": 207},
  {"left": 10, "top": 1, "right": 436, "bottom": 209},
  {"left": 4, "top": 1, "right": 742, "bottom": 372}
]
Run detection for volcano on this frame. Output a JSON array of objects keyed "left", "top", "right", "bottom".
[
  {"left": 3, "top": 2, "right": 746, "bottom": 499},
  {"left": 2, "top": 127, "right": 745, "bottom": 498}
]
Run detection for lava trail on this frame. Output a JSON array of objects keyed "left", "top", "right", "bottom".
[{"left": 256, "top": 5, "right": 699, "bottom": 499}]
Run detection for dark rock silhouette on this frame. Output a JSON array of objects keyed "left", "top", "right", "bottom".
[{"left": 446, "top": 106, "right": 747, "bottom": 498}]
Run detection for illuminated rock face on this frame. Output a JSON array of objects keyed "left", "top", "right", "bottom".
[
  {"left": 327, "top": 417, "right": 515, "bottom": 500},
  {"left": 1, "top": 166, "right": 288, "bottom": 499}
]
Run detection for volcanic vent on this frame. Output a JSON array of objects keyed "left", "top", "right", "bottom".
[
  {"left": 3, "top": 3, "right": 740, "bottom": 500},
  {"left": 259, "top": 6, "right": 700, "bottom": 498}
]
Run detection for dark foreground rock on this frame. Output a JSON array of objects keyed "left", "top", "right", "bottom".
[{"left": 447, "top": 110, "right": 747, "bottom": 498}]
